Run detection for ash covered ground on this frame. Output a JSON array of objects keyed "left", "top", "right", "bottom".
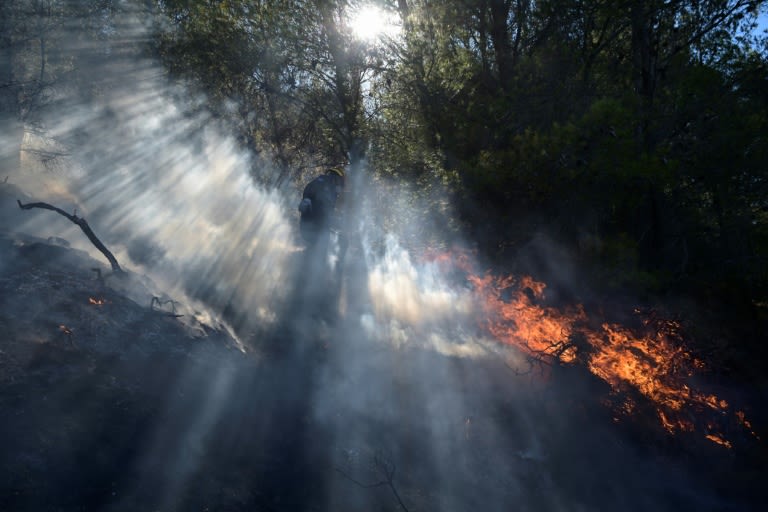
[{"left": 0, "top": 184, "right": 765, "bottom": 512}]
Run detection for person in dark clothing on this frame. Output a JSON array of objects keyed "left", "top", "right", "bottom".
[
  {"left": 298, "top": 167, "right": 345, "bottom": 248},
  {"left": 296, "top": 167, "right": 347, "bottom": 323}
]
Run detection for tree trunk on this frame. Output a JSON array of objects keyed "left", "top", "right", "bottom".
[
  {"left": 629, "top": 1, "right": 664, "bottom": 268},
  {"left": 629, "top": 0, "right": 656, "bottom": 152},
  {"left": 488, "top": 0, "right": 513, "bottom": 92},
  {"left": 320, "top": 2, "right": 364, "bottom": 165}
]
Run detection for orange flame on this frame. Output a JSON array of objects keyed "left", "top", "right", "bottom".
[
  {"left": 583, "top": 322, "right": 728, "bottom": 417},
  {"left": 468, "top": 272, "right": 583, "bottom": 363},
  {"left": 736, "top": 410, "right": 760, "bottom": 439},
  {"left": 431, "top": 249, "right": 751, "bottom": 448},
  {"left": 705, "top": 434, "right": 732, "bottom": 449}
]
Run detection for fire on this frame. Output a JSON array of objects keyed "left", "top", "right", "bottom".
[
  {"left": 584, "top": 322, "right": 727, "bottom": 417},
  {"left": 736, "top": 410, "right": 760, "bottom": 439},
  {"left": 89, "top": 297, "right": 108, "bottom": 305},
  {"left": 468, "top": 273, "right": 583, "bottom": 363},
  {"left": 705, "top": 434, "right": 732, "bottom": 449},
  {"left": 430, "top": 249, "right": 753, "bottom": 448}
]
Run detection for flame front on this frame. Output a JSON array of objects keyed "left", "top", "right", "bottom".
[
  {"left": 434, "top": 250, "right": 751, "bottom": 447},
  {"left": 585, "top": 323, "right": 712, "bottom": 413},
  {"left": 469, "top": 273, "right": 583, "bottom": 363}
]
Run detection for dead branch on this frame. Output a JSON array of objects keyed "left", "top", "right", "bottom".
[
  {"left": 17, "top": 199, "right": 122, "bottom": 272},
  {"left": 158, "top": 312, "right": 185, "bottom": 318},
  {"left": 373, "top": 453, "right": 410, "bottom": 512},
  {"left": 151, "top": 296, "right": 179, "bottom": 312},
  {"left": 151, "top": 296, "right": 184, "bottom": 318},
  {"left": 335, "top": 452, "right": 410, "bottom": 512},
  {"left": 334, "top": 467, "right": 388, "bottom": 489}
]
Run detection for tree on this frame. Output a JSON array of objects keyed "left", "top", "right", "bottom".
[{"left": 155, "top": 0, "right": 391, "bottom": 185}]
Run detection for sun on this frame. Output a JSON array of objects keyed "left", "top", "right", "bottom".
[{"left": 348, "top": 4, "right": 400, "bottom": 41}]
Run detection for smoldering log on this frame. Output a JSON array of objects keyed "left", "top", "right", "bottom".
[{"left": 17, "top": 199, "right": 123, "bottom": 273}]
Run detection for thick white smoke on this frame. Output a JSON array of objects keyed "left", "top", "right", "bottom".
[{"left": 11, "top": 56, "right": 296, "bottom": 340}]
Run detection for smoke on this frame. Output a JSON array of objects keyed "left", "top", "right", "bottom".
[
  {"left": 0, "top": 5, "right": 743, "bottom": 512},
  {"left": 10, "top": 45, "right": 295, "bottom": 339}
]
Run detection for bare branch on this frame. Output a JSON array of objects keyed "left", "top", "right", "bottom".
[
  {"left": 334, "top": 467, "right": 388, "bottom": 489},
  {"left": 374, "top": 454, "right": 410, "bottom": 512},
  {"left": 17, "top": 200, "right": 122, "bottom": 272},
  {"left": 150, "top": 296, "right": 184, "bottom": 318},
  {"left": 336, "top": 452, "right": 411, "bottom": 512}
]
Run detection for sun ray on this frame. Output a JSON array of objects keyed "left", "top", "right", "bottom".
[{"left": 348, "top": 4, "right": 400, "bottom": 41}]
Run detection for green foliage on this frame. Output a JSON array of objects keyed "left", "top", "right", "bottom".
[
  {"left": 154, "top": 0, "right": 386, "bottom": 184},
  {"left": 5, "top": 0, "right": 766, "bottom": 306}
]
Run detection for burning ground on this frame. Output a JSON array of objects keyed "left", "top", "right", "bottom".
[
  {"left": 0, "top": 183, "right": 766, "bottom": 511},
  {"left": 435, "top": 248, "right": 763, "bottom": 449}
]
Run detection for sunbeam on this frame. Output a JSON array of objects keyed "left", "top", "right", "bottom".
[{"left": 0, "top": 2, "right": 762, "bottom": 512}]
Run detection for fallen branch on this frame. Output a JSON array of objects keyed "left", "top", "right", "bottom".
[
  {"left": 17, "top": 199, "right": 122, "bottom": 272},
  {"left": 151, "top": 296, "right": 184, "bottom": 318}
]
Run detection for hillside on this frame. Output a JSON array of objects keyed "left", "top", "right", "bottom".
[{"left": 0, "top": 182, "right": 765, "bottom": 511}]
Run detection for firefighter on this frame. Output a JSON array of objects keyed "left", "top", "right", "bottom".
[
  {"left": 298, "top": 166, "right": 345, "bottom": 248},
  {"left": 296, "top": 166, "right": 347, "bottom": 323}
]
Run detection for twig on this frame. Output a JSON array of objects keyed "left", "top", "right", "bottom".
[
  {"left": 335, "top": 453, "right": 411, "bottom": 512},
  {"left": 334, "top": 467, "right": 387, "bottom": 489},
  {"left": 374, "top": 454, "right": 410, "bottom": 512},
  {"left": 151, "top": 296, "right": 179, "bottom": 313},
  {"left": 17, "top": 200, "right": 122, "bottom": 272},
  {"left": 151, "top": 296, "right": 184, "bottom": 318}
]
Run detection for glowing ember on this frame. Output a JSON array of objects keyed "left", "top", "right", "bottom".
[
  {"left": 658, "top": 410, "right": 694, "bottom": 434},
  {"left": 705, "top": 434, "right": 733, "bottom": 449},
  {"left": 736, "top": 410, "right": 760, "bottom": 439}
]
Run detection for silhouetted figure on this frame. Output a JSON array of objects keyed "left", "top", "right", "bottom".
[
  {"left": 298, "top": 167, "right": 345, "bottom": 249},
  {"left": 296, "top": 167, "right": 347, "bottom": 323}
]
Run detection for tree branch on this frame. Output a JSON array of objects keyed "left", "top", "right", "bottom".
[
  {"left": 665, "top": 0, "right": 754, "bottom": 65},
  {"left": 17, "top": 200, "right": 122, "bottom": 272},
  {"left": 335, "top": 453, "right": 411, "bottom": 512}
]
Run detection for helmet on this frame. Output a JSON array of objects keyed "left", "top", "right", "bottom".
[{"left": 327, "top": 166, "right": 345, "bottom": 188}]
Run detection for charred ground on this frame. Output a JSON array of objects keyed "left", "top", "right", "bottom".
[{"left": 0, "top": 203, "right": 765, "bottom": 511}]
